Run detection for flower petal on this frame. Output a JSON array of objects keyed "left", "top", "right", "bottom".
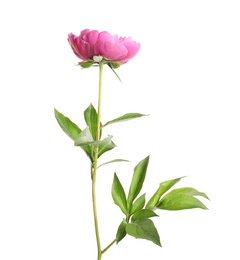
[
  {"left": 97, "top": 31, "right": 116, "bottom": 43},
  {"left": 95, "top": 41, "right": 128, "bottom": 61},
  {"left": 79, "top": 29, "right": 90, "bottom": 38},
  {"left": 121, "top": 40, "right": 141, "bottom": 63},
  {"left": 83, "top": 30, "right": 99, "bottom": 57},
  {"left": 67, "top": 33, "right": 90, "bottom": 60}
]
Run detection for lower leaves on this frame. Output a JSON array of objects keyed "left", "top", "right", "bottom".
[
  {"left": 112, "top": 156, "right": 209, "bottom": 247},
  {"left": 126, "top": 219, "right": 161, "bottom": 247},
  {"left": 131, "top": 209, "right": 158, "bottom": 222},
  {"left": 116, "top": 219, "right": 127, "bottom": 243},
  {"left": 112, "top": 173, "right": 128, "bottom": 215},
  {"left": 157, "top": 188, "right": 209, "bottom": 210}
]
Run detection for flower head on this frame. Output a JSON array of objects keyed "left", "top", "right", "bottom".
[{"left": 68, "top": 29, "right": 140, "bottom": 65}]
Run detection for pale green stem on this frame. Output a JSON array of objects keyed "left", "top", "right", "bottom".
[
  {"left": 92, "top": 61, "right": 104, "bottom": 260},
  {"left": 102, "top": 239, "right": 116, "bottom": 254}
]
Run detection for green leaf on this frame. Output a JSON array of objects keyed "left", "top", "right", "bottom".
[
  {"left": 75, "top": 133, "right": 115, "bottom": 159},
  {"left": 84, "top": 104, "right": 98, "bottom": 140},
  {"left": 54, "top": 108, "right": 82, "bottom": 140},
  {"left": 130, "top": 194, "right": 146, "bottom": 215},
  {"left": 107, "top": 63, "right": 122, "bottom": 83},
  {"left": 116, "top": 219, "right": 127, "bottom": 243},
  {"left": 74, "top": 127, "right": 94, "bottom": 146},
  {"left": 146, "top": 176, "right": 184, "bottom": 209},
  {"left": 131, "top": 209, "right": 158, "bottom": 222},
  {"left": 127, "top": 156, "right": 150, "bottom": 211},
  {"left": 97, "top": 159, "right": 130, "bottom": 169},
  {"left": 81, "top": 145, "right": 94, "bottom": 162},
  {"left": 157, "top": 192, "right": 208, "bottom": 210},
  {"left": 112, "top": 173, "right": 128, "bottom": 214},
  {"left": 162, "top": 187, "right": 209, "bottom": 200},
  {"left": 98, "top": 136, "right": 116, "bottom": 158},
  {"left": 103, "top": 113, "right": 148, "bottom": 127},
  {"left": 126, "top": 219, "right": 161, "bottom": 246},
  {"left": 73, "top": 127, "right": 94, "bottom": 161}
]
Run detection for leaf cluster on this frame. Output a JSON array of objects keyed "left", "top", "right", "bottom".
[
  {"left": 54, "top": 104, "right": 146, "bottom": 165},
  {"left": 112, "top": 158, "right": 209, "bottom": 246}
]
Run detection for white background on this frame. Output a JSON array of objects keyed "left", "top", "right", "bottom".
[{"left": 0, "top": 0, "right": 240, "bottom": 259}]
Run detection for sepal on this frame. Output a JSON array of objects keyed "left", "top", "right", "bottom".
[{"left": 78, "top": 60, "right": 93, "bottom": 68}]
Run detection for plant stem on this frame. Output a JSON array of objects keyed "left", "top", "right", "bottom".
[
  {"left": 92, "top": 61, "right": 104, "bottom": 260},
  {"left": 96, "top": 61, "right": 104, "bottom": 141},
  {"left": 102, "top": 239, "right": 116, "bottom": 254}
]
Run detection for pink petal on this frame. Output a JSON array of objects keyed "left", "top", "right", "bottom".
[
  {"left": 83, "top": 30, "right": 99, "bottom": 57},
  {"left": 67, "top": 33, "right": 89, "bottom": 60},
  {"left": 67, "top": 33, "right": 82, "bottom": 58},
  {"left": 121, "top": 40, "right": 141, "bottom": 61},
  {"left": 118, "top": 36, "right": 131, "bottom": 43},
  {"left": 97, "top": 31, "right": 116, "bottom": 43},
  {"left": 94, "top": 41, "right": 128, "bottom": 61},
  {"left": 79, "top": 29, "right": 90, "bottom": 38},
  {"left": 77, "top": 39, "right": 91, "bottom": 60}
]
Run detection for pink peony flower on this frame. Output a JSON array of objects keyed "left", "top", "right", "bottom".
[{"left": 68, "top": 29, "right": 140, "bottom": 64}]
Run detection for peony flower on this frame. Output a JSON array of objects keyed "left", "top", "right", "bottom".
[{"left": 67, "top": 29, "right": 140, "bottom": 65}]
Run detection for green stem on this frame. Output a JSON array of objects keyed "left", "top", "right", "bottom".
[
  {"left": 92, "top": 61, "right": 104, "bottom": 260},
  {"left": 102, "top": 239, "right": 116, "bottom": 254}
]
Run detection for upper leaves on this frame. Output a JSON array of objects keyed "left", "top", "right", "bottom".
[
  {"left": 102, "top": 113, "right": 148, "bottom": 127},
  {"left": 74, "top": 131, "right": 116, "bottom": 160},
  {"left": 54, "top": 109, "right": 93, "bottom": 161},
  {"left": 55, "top": 104, "right": 147, "bottom": 163},
  {"left": 98, "top": 136, "right": 116, "bottom": 157},
  {"left": 98, "top": 159, "right": 129, "bottom": 169},
  {"left": 84, "top": 104, "right": 98, "bottom": 140},
  {"left": 54, "top": 108, "right": 82, "bottom": 140},
  {"left": 74, "top": 127, "right": 94, "bottom": 146}
]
